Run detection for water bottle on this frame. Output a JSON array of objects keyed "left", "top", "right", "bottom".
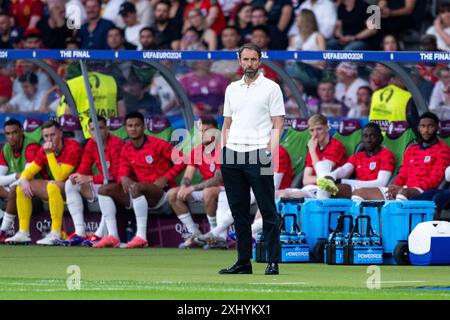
[
  {"left": 335, "top": 232, "right": 343, "bottom": 246},
  {"left": 371, "top": 234, "right": 382, "bottom": 246},
  {"left": 362, "top": 236, "right": 371, "bottom": 246},
  {"left": 126, "top": 221, "right": 135, "bottom": 242},
  {"left": 352, "top": 233, "right": 362, "bottom": 246}
]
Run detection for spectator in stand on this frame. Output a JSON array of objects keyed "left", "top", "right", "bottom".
[
  {"left": 0, "top": 11, "right": 22, "bottom": 49},
  {"left": 13, "top": 60, "right": 52, "bottom": 98},
  {"left": 126, "top": 0, "right": 154, "bottom": 27},
  {"left": 36, "top": 0, "right": 72, "bottom": 49},
  {"left": 327, "top": 0, "right": 377, "bottom": 51},
  {"left": 158, "top": 0, "right": 185, "bottom": 36},
  {"left": 185, "top": 7, "right": 217, "bottom": 50},
  {"left": 253, "top": 0, "right": 294, "bottom": 34},
  {"left": 138, "top": 26, "right": 158, "bottom": 50},
  {"left": 289, "top": 0, "right": 336, "bottom": 41},
  {"left": 102, "top": 0, "right": 126, "bottom": 29},
  {"left": 381, "top": 34, "right": 401, "bottom": 51},
  {"left": 179, "top": 27, "right": 205, "bottom": 50},
  {"left": 211, "top": 25, "right": 240, "bottom": 80},
  {"left": 230, "top": 2, "right": 252, "bottom": 45},
  {"left": 416, "top": 35, "right": 447, "bottom": 102},
  {"left": 119, "top": 1, "right": 146, "bottom": 48},
  {"left": 316, "top": 80, "right": 347, "bottom": 117},
  {"left": 1, "top": 72, "right": 45, "bottom": 113},
  {"left": 347, "top": 86, "right": 372, "bottom": 118},
  {"left": 429, "top": 67, "right": 450, "bottom": 120},
  {"left": 77, "top": 0, "right": 115, "bottom": 49},
  {"left": 379, "top": 0, "right": 422, "bottom": 36},
  {"left": 335, "top": 62, "right": 369, "bottom": 113},
  {"left": 0, "top": 62, "right": 12, "bottom": 105},
  {"left": 107, "top": 26, "right": 137, "bottom": 50},
  {"left": 286, "top": 9, "right": 325, "bottom": 94},
  {"left": 123, "top": 76, "right": 162, "bottom": 115},
  {"left": 183, "top": 0, "right": 226, "bottom": 36},
  {"left": 0, "top": 0, "right": 11, "bottom": 13},
  {"left": 150, "top": 60, "right": 182, "bottom": 116},
  {"left": 179, "top": 60, "right": 228, "bottom": 117},
  {"left": 251, "top": 6, "right": 287, "bottom": 50},
  {"left": 152, "top": 0, "right": 182, "bottom": 50},
  {"left": 218, "top": 0, "right": 241, "bottom": 19},
  {"left": 283, "top": 78, "right": 308, "bottom": 118},
  {"left": 426, "top": 2, "right": 450, "bottom": 52},
  {"left": 9, "top": 0, "right": 44, "bottom": 30},
  {"left": 369, "top": 63, "right": 392, "bottom": 92}
]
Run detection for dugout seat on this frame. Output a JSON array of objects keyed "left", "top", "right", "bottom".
[
  {"left": 23, "top": 118, "right": 43, "bottom": 143},
  {"left": 58, "top": 115, "right": 84, "bottom": 143},
  {"left": 439, "top": 120, "right": 450, "bottom": 148},
  {"left": 333, "top": 119, "right": 362, "bottom": 158},
  {"left": 382, "top": 121, "right": 417, "bottom": 175},
  {"left": 281, "top": 118, "right": 310, "bottom": 177},
  {"left": 145, "top": 116, "right": 174, "bottom": 142},
  {"left": 108, "top": 116, "right": 127, "bottom": 140}
]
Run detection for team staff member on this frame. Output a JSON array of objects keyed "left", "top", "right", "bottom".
[
  {"left": 94, "top": 112, "right": 186, "bottom": 249},
  {"left": 317, "top": 123, "right": 396, "bottom": 198},
  {"left": 62, "top": 116, "right": 124, "bottom": 246},
  {"left": 353, "top": 112, "right": 450, "bottom": 201},
  {"left": 6, "top": 119, "right": 83, "bottom": 245},
  {"left": 219, "top": 43, "right": 285, "bottom": 275},
  {"left": 0, "top": 119, "right": 40, "bottom": 242},
  {"left": 167, "top": 117, "right": 223, "bottom": 249}
]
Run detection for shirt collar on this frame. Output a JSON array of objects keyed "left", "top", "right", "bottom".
[{"left": 239, "top": 72, "right": 265, "bottom": 86}]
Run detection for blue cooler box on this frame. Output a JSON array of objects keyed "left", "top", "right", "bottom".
[{"left": 409, "top": 221, "right": 450, "bottom": 266}]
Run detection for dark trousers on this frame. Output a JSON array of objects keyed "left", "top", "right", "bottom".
[
  {"left": 412, "top": 189, "right": 450, "bottom": 211},
  {"left": 220, "top": 147, "right": 280, "bottom": 263}
]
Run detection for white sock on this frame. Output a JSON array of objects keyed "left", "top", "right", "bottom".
[
  {"left": 396, "top": 194, "right": 408, "bottom": 201},
  {"left": 132, "top": 195, "right": 148, "bottom": 240},
  {"left": 0, "top": 212, "right": 15, "bottom": 232},
  {"left": 211, "top": 208, "right": 234, "bottom": 240},
  {"left": 98, "top": 195, "right": 118, "bottom": 238},
  {"left": 251, "top": 218, "right": 263, "bottom": 238},
  {"left": 65, "top": 181, "right": 86, "bottom": 236},
  {"left": 315, "top": 160, "right": 333, "bottom": 178},
  {"left": 317, "top": 189, "right": 331, "bottom": 200},
  {"left": 95, "top": 215, "right": 107, "bottom": 237},
  {"left": 207, "top": 215, "right": 217, "bottom": 229},
  {"left": 351, "top": 195, "right": 364, "bottom": 201},
  {"left": 178, "top": 212, "right": 199, "bottom": 235}
]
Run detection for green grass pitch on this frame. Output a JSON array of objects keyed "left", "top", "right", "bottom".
[{"left": 0, "top": 246, "right": 449, "bottom": 300}]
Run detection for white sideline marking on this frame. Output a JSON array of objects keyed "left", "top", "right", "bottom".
[
  {"left": 249, "top": 282, "right": 308, "bottom": 285},
  {"left": 374, "top": 281, "right": 426, "bottom": 284}
]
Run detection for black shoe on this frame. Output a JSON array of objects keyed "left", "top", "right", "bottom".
[
  {"left": 265, "top": 262, "right": 279, "bottom": 275},
  {"left": 218, "top": 262, "right": 253, "bottom": 274}
]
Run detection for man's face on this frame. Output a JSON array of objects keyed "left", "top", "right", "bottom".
[
  {"left": 43, "top": 126, "right": 62, "bottom": 146},
  {"left": 4, "top": 125, "right": 23, "bottom": 148},
  {"left": 357, "top": 88, "right": 371, "bottom": 105},
  {"left": 250, "top": 30, "right": 269, "bottom": 50},
  {"left": 125, "top": 118, "right": 145, "bottom": 140},
  {"left": 140, "top": 30, "right": 154, "bottom": 49},
  {"left": 24, "top": 36, "right": 42, "bottom": 49},
  {"left": 107, "top": 29, "right": 123, "bottom": 49},
  {"left": 0, "top": 16, "right": 10, "bottom": 34},
  {"left": 318, "top": 82, "right": 334, "bottom": 102},
  {"left": 418, "top": 118, "right": 438, "bottom": 143},
  {"left": 362, "top": 127, "right": 381, "bottom": 153},
  {"left": 89, "top": 120, "right": 108, "bottom": 143},
  {"left": 251, "top": 9, "right": 266, "bottom": 26},
  {"left": 308, "top": 124, "right": 329, "bottom": 144},
  {"left": 155, "top": 3, "right": 169, "bottom": 23},
  {"left": 21, "top": 82, "right": 37, "bottom": 98},
  {"left": 239, "top": 48, "right": 261, "bottom": 79},
  {"left": 122, "top": 12, "right": 137, "bottom": 27},
  {"left": 86, "top": 0, "right": 100, "bottom": 21},
  {"left": 221, "top": 28, "right": 239, "bottom": 49}
]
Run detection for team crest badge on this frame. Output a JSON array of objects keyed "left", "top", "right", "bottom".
[
  {"left": 369, "top": 162, "right": 376, "bottom": 170},
  {"left": 145, "top": 155, "right": 153, "bottom": 164},
  {"left": 424, "top": 156, "right": 431, "bottom": 163},
  {"left": 210, "top": 163, "right": 215, "bottom": 172}
]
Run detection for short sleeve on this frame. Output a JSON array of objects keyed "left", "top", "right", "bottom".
[
  {"left": 269, "top": 85, "right": 285, "bottom": 116},
  {"left": 223, "top": 86, "right": 232, "bottom": 117}
]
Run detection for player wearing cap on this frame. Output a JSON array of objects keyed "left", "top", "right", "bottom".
[
  {"left": 0, "top": 119, "right": 40, "bottom": 242},
  {"left": 353, "top": 112, "right": 450, "bottom": 201},
  {"left": 94, "top": 112, "right": 186, "bottom": 248},
  {"left": 316, "top": 122, "right": 396, "bottom": 198},
  {"left": 61, "top": 116, "right": 124, "bottom": 247},
  {"left": 6, "top": 119, "right": 83, "bottom": 245}
]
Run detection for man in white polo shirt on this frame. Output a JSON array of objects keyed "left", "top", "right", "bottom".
[{"left": 219, "top": 43, "right": 285, "bottom": 276}]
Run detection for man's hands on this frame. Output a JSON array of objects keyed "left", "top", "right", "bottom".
[
  {"left": 19, "top": 178, "right": 33, "bottom": 199},
  {"left": 177, "top": 185, "right": 195, "bottom": 201},
  {"left": 69, "top": 173, "right": 93, "bottom": 185},
  {"left": 121, "top": 176, "right": 136, "bottom": 194},
  {"left": 387, "top": 185, "right": 402, "bottom": 200},
  {"left": 153, "top": 176, "right": 169, "bottom": 189},
  {"left": 307, "top": 137, "right": 318, "bottom": 152},
  {"left": 43, "top": 142, "right": 55, "bottom": 154}
]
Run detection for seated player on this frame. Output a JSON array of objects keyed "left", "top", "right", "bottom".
[
  {"left": 196, "top": 144, "right": 293, "bottom": 248},
  {"left": 412, "top": 165, "right": 450, "bottom": 220},
  {"left": 94, "top": 111, "right": 186, "bottom": 248},
  {"left": 278, "top": 114, "right": 347, "bottom": 200},
  {"left": 352, "top": 112, "right": 450, "bottom": 201},
  {"left": 0, "top": 119, "right": 40, "bottom": 242},
  {"left": 6, "top": 119, "right": 83, "bottom": 245},
  {"left": 167, "top": 117, "right": 223, "bottom": 249},
  {"left": 316, "top": 122, "right": 396, "bottom": 198},
  {"left": 61, "top": 116, "right": 124, "bottom": 246}
]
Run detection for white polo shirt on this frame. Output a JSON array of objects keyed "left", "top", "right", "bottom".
[{"left": 223, "top": 73, "right": 285, "bottom": 152}]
